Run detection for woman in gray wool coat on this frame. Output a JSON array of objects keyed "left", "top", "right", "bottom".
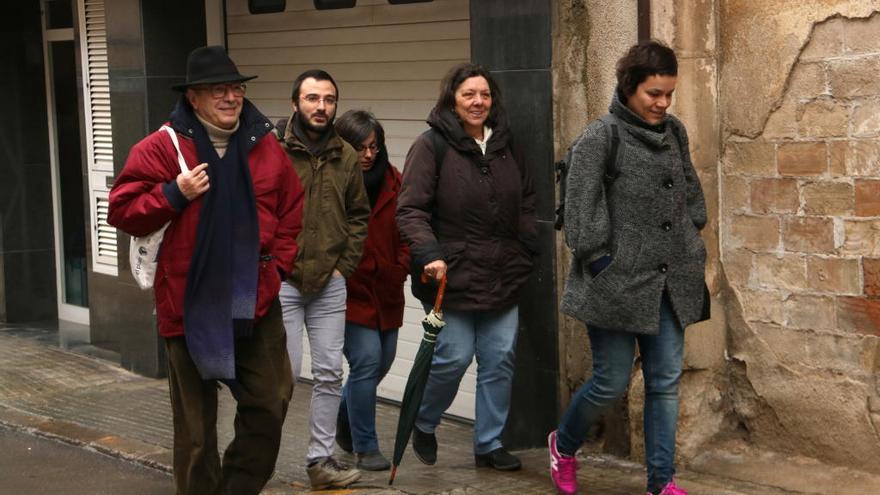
[{"left": 548, "top": 41, "right": 708, "bottom": 495}]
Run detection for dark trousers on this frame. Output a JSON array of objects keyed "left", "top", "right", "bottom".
[{"left": 165, "top": 299, "right": 293, "bottom": 495}]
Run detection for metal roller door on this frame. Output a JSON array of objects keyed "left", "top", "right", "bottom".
[{"left": 225, "top": 0, "right": 475, "bottom": 420}]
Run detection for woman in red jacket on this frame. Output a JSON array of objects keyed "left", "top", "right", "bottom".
[{"left": 333, "top": 110, "right": 410, "bottom": 471}]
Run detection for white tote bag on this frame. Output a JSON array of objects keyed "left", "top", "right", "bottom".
[{"left": 129, "top": 125, "right": 190, "bottom": 290}]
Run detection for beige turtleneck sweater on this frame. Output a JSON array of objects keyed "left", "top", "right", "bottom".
[{"left": 195, "top": 113, "right": 239, "bottom": 158}]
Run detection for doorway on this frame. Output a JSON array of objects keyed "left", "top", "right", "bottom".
[{"left": 42, "top": 0, "right": 89, "bottom": 324}]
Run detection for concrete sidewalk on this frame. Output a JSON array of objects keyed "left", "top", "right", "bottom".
[{"left": 0, "top": 323, "right": 871, "bottom": 494}]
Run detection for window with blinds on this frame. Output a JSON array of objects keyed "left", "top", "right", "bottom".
[{"left": 78, "top": 0, "right": 117, "bottom": 276}]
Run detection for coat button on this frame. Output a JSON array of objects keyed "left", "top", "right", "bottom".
[
  {"left": 658, "top": 263, "right": 668, "bottom": 273},
  {"left": 664, "top": 179, "right": 674, "bottom": 189},
  {"left": 250, "top": 136, "right": 256, "bottom": 141},
  {"left": 662, "top": 221, "right": 672, "bottom": 231}
]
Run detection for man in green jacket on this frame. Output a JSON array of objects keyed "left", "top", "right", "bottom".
[{"left": 278, "top": 69, "right": 370, "bottom": 490}]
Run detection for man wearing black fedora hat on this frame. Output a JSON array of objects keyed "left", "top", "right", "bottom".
[{"left": 109, "top": 45, "right": 304, "bottom": 495}]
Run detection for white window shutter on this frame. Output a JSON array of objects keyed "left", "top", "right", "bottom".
[{"left": 79, "top": 0, "right": 118, "bottom": 276}]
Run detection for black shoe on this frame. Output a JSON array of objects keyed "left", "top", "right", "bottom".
[
  {"left": 411, "top": 427, "right": 437, "bottom": 465},
  {"left": 356, "top": 450, "right": 391, "bottom": 471},
  {"left": 336, "top": 413, "right": 353, "bottom": 454},
  {"left": 475, "top": 448, "right": 521, "bottom": 471}
]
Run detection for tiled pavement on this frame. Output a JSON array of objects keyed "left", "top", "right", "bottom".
[{"left": 0, "top": 325, "right": 806, "bottom": 494}]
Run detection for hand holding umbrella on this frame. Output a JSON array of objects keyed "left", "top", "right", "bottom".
[{"left": 388, "top": 273, "right": 447, "bottom": 485}]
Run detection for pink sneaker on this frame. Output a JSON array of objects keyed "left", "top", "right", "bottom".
[
  {"left": 650, "top": 479, "right": 687, "bottom": 495},
  {"left": 548, "top": 430, "right": 578, "bottom": 495}
]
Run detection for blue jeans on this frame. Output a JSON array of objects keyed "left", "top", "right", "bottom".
[
  {"left": 556, "top": 294, "right": 684, "bottom": 493},
  {"left": 415, "top": 305, "right": 519, "bottom": 455},
  {"left": 338, "top": 323, "right": 399, "bottom": 453}
]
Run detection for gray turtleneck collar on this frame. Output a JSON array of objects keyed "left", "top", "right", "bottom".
[{"left": 195, "top": 113, "right": 240, "bottom": 158}]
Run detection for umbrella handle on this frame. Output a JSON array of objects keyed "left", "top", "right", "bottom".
[
  {"left": 434, "top": 275, "right": 447, "bottom": 312},
  {"left": 420, "top": 273, "right": 448, "bottom": 312}
]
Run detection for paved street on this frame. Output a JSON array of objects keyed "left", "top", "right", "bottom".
[
  {"left": 0, "top": 323, "right": 863, "bottom": 494},
  {"left": 0, "top": 424, "right": 172, "bottom": 494}
]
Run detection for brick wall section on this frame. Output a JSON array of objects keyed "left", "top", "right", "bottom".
[
  {"left": 722, "top": 14, "right": 880, "bottom": 340},
  {"left": 855, "top": 180, "right": 880, "bottom": 216}
]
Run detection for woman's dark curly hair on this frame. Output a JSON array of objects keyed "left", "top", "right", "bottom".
[
  {"left": 435, "top": 62, "right": 504, "bottom": 126},
  {"left": 616, "top": 40, "right": 678, "bottom": 98}
]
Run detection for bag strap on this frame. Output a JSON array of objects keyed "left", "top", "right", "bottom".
[
  {"left": 420, "top": 128, "right": 448, "bottom": 232},
  {"left": 669, "top": 119, "right": 690, "bottom": 170},
  {"left": 553, "top": 149, "right": 570, "bottom": 231},
  {"left": 598, "top": 114, "right": 621, "bottom": 184},
  {"left": 160, "top": 125, "right": 190, "bottom": 173},
  {"left": 426, "top": 128, "right": 448, "bottom": 179}
]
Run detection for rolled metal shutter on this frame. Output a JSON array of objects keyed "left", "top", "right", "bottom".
[{"left": 226, "top": 0, "right": 475, "bottom": 420}]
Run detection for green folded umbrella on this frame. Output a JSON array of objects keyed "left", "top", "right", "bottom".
[{"left": 389, "top": 275, "right": 447, "bottom": 485}]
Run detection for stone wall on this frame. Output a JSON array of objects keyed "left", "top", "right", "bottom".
[
  {"left": 552, "top": 0, "right": 637, "bottom": 447},
  {"left": 719, "top": 2, "right": 880, "bottom": 472}
]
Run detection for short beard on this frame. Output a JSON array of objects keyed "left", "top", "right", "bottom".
[{"left": 296, "top": 110, "right": 334, "bottom": 135}]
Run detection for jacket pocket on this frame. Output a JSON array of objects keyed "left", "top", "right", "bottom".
[
  {"left": 375, "top": 263, "right": 407, "bottom": 309},
  {"left": 500, "top": 240, "right": 534, "bottom": 286},
  {"left": 441, "top": 241, "right": 470, "bottom": 291},
  {"left": 155, "top": 258, "right": 189, "bottom": 322},
  {"left": 686, "top": 221, "right": 707, "bottom": 258},
  {"left": 256, "top": 256, "right": 282, "bottom": 319},
  {"left": 588, "top": 225, "right": 642, "bottom": 296},
  {"left": 382, "top": 263, "right": 410, "bottom": 287}
]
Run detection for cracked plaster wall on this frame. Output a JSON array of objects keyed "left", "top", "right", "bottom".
[
  {"left": 720, "top": 1, "right": 880, "bottom": 472},
  {"left": 554, "top": 0, "right": 880, "bottom": 472}
]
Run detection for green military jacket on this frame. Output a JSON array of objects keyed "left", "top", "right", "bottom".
[{"left": 281, "top": 117, "right": 369, "bottom": 295}]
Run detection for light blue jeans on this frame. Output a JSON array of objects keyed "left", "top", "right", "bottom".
[
  {"left": 279, "top": 276, "right": 347, "bottom": 464},
  {"left": 415, "top": 304, "right": 519, "bottom": 455},
  {"left": 338, "top": 323, "right": 399, "bottom": 454},
  {"left": 556, "top": 293, "right": 684, "bottom": 493}
]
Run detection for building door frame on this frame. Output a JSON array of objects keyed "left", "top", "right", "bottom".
[{"left": 41, "top": 1, "right": 89, "bottom": 325}]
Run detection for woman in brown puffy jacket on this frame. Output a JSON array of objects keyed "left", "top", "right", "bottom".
[{"left": 396, "top": 63, "right": 536, "bottom": 472}]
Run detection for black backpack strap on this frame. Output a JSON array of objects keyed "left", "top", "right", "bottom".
[
  {"left": 554, "top": 149, "right": 571, "bottom": 231},
  {"left": 425, "top": 128, "right": 448, "bottom": 180},
  {"left": 419, "top": 128, "right": 449, "bottom": 232},
  {"left": 599, "top": 114, "right": 622, "bottom": 184}
]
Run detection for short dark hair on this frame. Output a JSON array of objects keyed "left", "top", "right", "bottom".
[
  {"left": 290, "top": 69, "right": 339, "bottom": 101},
  {"left": 435, "top": 63, "right": 504, "bottom": 126},
  {"left": 616, "top": 40, "right": 678, "bottom": 98},
  {"left": 335, "top": 109, "right": 385, "bottom": 151}
]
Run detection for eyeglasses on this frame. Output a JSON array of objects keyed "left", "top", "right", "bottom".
[
  {"left": 197, "top": 83, "right": 247, "bottom": 98},
  {"left": 355, "top": 142, "right": 379, "bottom": 154},
  {"left": 300, "top": 94, "right": 337, "bottom": 106}
]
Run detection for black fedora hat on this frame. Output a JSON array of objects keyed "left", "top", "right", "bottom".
[{"left": 171, "top": 45, "right": 257, "bottom": 91}]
